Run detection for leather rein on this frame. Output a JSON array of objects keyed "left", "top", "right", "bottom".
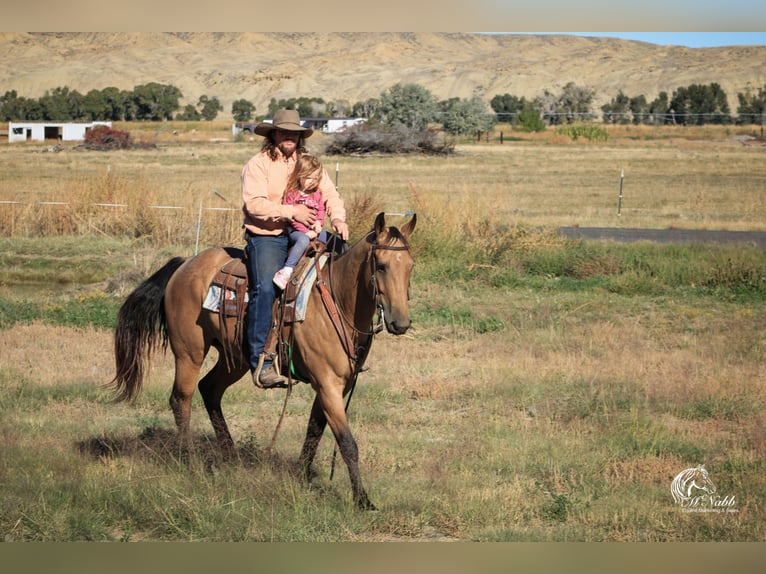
[{"left": 316, "top": 236, "right": 411, "bottom": 363}]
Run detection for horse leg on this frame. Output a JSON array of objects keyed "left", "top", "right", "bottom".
[
  {"left": 169, "top": 354, "right": 202, "bottom": 452},
  {"left": 298, "top": 395, "right": 328, "bottom": 482},
  {"left": 198, "top": 358, "right": 247, "bottom": 460},
  {"left": 317, "top": 389, "right": 376, "bottom": 511}
]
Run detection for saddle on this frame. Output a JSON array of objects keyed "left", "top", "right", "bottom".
[{"left": 206, "top": 241, "right": 334, "bottom": 377}]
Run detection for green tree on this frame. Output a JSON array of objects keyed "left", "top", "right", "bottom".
[
  {"left": 175, "top": 104, "right": 201, "bottom": 121},
  {"left": 517, "top": 107, "right": 545, "bottom": 132},
  {"left": 648, "top": 91, "right": 670, "bottom": 124},
  {"left": 736, "top": 83, "right": 766, "bottom": 125},
  {"left": 490, "top": 93, "right": 527, "bottom": 123},
  {"left": 441, "top": 96, "right": 497, "bottom": 135},
  {"left": 379, "top": 83, "right": 439, "bottom": 130},
  {"left": 131, "top": 82, "right": 182, "bottom": 121},
  {"left": 82, "top": 89, "right": 110, "bottom": 121},
  {"left": 267, "top": 97, "right": 326, "bottom": 118},
  {"left": 0, "top": 90, "right": 41, "bottom": 120},
  {"left": 198, "top": 95, "right": 223, "bottom": 121},
  {"left": 629, "top": 94, "right": 649, "bottom": 125},
  {"left": 601, "top": 91, "right": 630, "bottom": 124},
  {"left": 669, "top": 83, "right": 731, "bottom": 125},
  {"left": 231, "top": 99, "right": 255, "bottom": 122},
  {"left": 39, "top": 86, "right": 84, "bottom": 120}
]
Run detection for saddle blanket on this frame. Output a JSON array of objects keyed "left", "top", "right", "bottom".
[
  {"left": 202, "top": 284, "right": 247, "bottom": 313},
  {"left": 201, "top": 253, "right": 329, "bottom": 321},
  {"left": 287, "top": 254, "right": 329, "bottom": 322}
]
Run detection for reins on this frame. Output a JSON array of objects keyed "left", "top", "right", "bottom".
[{"left": 266, "top": 231, "right": 412, "bottom": 476}]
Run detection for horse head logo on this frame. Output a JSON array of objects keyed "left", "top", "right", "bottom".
[{"left": 671, "top": 465, "right": 717, "bottom": 504}]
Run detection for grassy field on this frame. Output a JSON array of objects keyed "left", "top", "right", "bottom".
[{"left": 1, "top": 123, "right": 765, "bottom": 541}]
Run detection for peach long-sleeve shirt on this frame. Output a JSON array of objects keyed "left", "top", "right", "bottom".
[{"left": 241, "top": 149, "right": 346, "bottom": 236}]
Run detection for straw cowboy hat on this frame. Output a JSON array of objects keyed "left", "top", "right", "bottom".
[{"left": 254, "top": 109, "right": 313, "bottom": 138}]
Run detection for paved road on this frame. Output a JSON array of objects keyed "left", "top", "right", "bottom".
[{"left": 557, "top": 227, "right": 766, "bottom": 249}]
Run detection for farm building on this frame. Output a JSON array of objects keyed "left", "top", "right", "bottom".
[
  {"left": 8, "top": 121, "right": 112, "bottom": 143},
  {"left": 232, "top": 117, "right": 366, "bottom": 136}
]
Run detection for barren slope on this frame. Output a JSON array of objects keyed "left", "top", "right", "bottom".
[{"left": 1, "top": 32, "right": 763, "bottom": 120}]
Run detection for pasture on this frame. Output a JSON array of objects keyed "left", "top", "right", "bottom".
[{"left": 1, "top": 122, "right": 765, "bottom": 541}]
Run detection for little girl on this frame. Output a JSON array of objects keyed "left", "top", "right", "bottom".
[{"left": 273, "top": 153, "right": 332, "bottom": 290}]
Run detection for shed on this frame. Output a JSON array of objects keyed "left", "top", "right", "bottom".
[{"left": 8, "top": 121, "right": 112, "bottom": 143}]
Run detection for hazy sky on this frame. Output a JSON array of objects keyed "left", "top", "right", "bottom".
[{"left": 548, "top": 32, "right": 766, "bottom": 48}]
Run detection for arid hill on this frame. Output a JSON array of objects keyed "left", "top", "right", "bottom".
[{"left": 1, "top": 32, "right": 764, "bottom": 120}]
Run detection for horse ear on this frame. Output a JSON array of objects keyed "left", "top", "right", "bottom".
[
  {"left": 400, "top": 213, "right": 417, "bottom": 238},
  {"left": 374, "top": 212, "right": 386, "bottom": 235}
]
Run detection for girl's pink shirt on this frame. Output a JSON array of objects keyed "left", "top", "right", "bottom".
[
  {"left": 283, "top": 188, "right": 326, "bottom": 234},
  {"left": 241, "top": 149, "right": 346, "bottom": 235}
]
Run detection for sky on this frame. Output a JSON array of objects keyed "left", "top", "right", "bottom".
[{"left": 549, "top": 32, "right": 766, "bottom": 48}]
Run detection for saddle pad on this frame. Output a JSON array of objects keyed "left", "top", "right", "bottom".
[
  {"left": 287, "top": 254, "right": 329, "bottom": 322},
  {"left": 203, "top": 284, "right": 248, "bottom": 314}
]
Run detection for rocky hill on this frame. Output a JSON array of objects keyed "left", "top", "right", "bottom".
[{"left": 1, "top": 32, "right": 764, "bottom": 120}]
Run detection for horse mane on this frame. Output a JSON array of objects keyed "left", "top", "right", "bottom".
[{"left": 362, "top": 224, "right": 410, "bottom": 248}]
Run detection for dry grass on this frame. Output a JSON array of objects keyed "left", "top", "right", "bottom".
[
  {"left": 1, "top": 123, "right": 764, "bottom": 245},
  {"left": 1, "top": 123, "right": 765, "bottom": 541}
]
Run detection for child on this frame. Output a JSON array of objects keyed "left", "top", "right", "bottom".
[{"left": 273, "top": 154, "right": 332, "bottom": 290}]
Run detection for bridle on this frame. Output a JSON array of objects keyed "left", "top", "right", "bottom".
[{"left": 328, "top": 233, "right": 411, "bottom": 355}]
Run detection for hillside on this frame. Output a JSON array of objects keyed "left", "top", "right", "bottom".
[{"left": 1, "top": 32, "right": 764, "bottom": 120}]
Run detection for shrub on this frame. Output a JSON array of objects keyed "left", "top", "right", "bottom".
[
  {"left": 325, "top": 123, "right": 454, "bottom": 155},
  {"left": 555, "top": 124, "right": 609, "bottom": 141}
]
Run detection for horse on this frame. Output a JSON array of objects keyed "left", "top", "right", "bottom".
[{"left": 109, "top": 212, "right": 416, "bottom": 510}]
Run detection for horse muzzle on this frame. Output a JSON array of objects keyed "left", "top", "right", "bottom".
[{"left": 383, "top": 311, "right": 411, "bottom": 335}]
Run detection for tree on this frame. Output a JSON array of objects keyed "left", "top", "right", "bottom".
[
  {"left": 0, "top": 90, "right": 41, "bottom": 120},
  {"left": 629, "top": 95, "right": 649, "bottom": 125},
  {"left": 267, "top": 97, "right": 326, "bottom": 118},
  {"left": 198, "top": 95, "right": 223, "bottom": 121},
  {"left": 131, "top": 82, "right": 182, "bottom": 121},
  {"left": 490, "top": 93, "right": 527, "bottom": 123},
  {"left": 669, "top": 83, "right": 731, "bottom": 125},
  {"left": 601, "top": 91, "right": 630, "bottom": 124},
  {"left": 39, "top": 86, "right": 84, "bottom": 120},
  {"left": 517, "top": 107, "right": 545, "bottom": 132},
  {"left": 441, "top": 96, "right": 496, "bottom": 135},
  {"left": 175, "top": 104, "right": 201, "bottom": 121},
  {"left": 557, "top": 82, "right": 595, "bottom": 123},
  {"left": 378, "top": 83, "right": 439, "bottom": 130},
  {"left": 648, "top": 91, "right": 670, "bottom": 124},
  {"left": 736, "top": 83, "right": 766, "bottom": 125},
  {"left": 231, "top": 98, "right": 255, "bottom": 122},
  {"left": 351, "top": 98, "right": 381, "bottom": 119}
]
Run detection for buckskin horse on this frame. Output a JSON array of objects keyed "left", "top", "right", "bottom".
[{"left": 109, "top": 212, "right": 416, "bottom": 510}]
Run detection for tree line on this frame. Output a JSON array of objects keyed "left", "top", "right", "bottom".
[{"left": 2, "top": 80, "right": 765, "bottom": 135}]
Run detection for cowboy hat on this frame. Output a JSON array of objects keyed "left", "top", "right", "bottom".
[{"left": 254, "top": 109, "right": 313, "bottom": 138}]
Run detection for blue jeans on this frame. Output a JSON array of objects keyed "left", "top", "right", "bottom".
[
  {"left": 244, "top": 233, "right": 288, "bottom": 372},
  {"left": 285, "top": 229, "right": 330, "bottom": 268}
]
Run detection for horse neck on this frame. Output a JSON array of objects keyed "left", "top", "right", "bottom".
[{"left": 328, "top": 238, "right": 376, "bottom": 330}]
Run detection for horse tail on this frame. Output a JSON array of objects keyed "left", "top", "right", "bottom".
[{"left": 109, "top": 256, "right": 187, "bottom": 402}]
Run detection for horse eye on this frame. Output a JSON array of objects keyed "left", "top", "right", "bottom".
[{"left": 376, "top": 263, "right": 387, "bottom": 273}]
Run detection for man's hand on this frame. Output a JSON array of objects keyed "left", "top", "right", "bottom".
[
  {"left": 293, "top": 204, "right": 317, "bottom": 227},
  {"left": 331, "top": 219, "right": 349, "bottom": 241}
]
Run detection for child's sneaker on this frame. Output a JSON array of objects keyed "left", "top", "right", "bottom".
[{"left": 273, "top": 267, "right": 294, "bottom": 290}]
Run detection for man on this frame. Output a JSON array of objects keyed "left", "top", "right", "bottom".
[{"left": 241, "top": 109, "right": 349, "bottom": 388}]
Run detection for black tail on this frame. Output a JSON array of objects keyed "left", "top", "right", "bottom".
[{"left": 109, "top": 257, "right": 186, "bottom": 402}]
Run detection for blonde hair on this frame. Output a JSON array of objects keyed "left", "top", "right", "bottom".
[{"left": 284, "top": 153, "right": 323, "bottom": 198}]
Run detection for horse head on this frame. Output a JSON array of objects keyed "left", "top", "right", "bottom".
[
  {"left": 370, "top": 212, "right": 416, "bottom": 335},
  {"left": 688, "top": 465, "right": 717, "bottom": 497}
]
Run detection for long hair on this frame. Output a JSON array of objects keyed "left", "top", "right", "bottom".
[
  {"left": 260, "top": 132, "right": 309, "bottom": 161},
  {"left": 283, "top": 153, "right": 323, "bottom": 201}
]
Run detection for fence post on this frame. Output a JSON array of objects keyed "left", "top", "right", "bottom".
[{"left": 617, "top": 169, "right": 624, "bottom": 217}]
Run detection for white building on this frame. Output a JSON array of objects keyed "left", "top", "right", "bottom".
[{"left": 8, "top": 121, "right": 112, "bottom": 143}]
